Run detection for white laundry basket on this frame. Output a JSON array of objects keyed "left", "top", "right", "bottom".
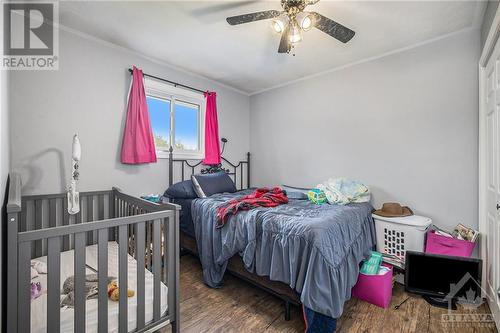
[{"left": 373, "top": 214, "right": 432, "bottom": 261}]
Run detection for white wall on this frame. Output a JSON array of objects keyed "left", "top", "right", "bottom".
[
  {"left": 10, "top": 29, "right": 250, "bottom": 196},
  {"left": 250, "top": 29, "right": 480, "bottom": 230}
]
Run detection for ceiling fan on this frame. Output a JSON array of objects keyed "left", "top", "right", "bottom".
[{"left": 226, "top": 0, "right": 355, "bottom": 54}]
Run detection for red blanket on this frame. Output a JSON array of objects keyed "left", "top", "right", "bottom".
[{"left": 216, "top": 187, "right": 289, "bottom": 228}]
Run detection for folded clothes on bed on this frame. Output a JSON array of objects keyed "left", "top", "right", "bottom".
[
  {"left": 215, "top": 187, "right": 288, "bottom": 228},
  {"left": 316, "top": 177, "right": 371, "bottom": 205}
]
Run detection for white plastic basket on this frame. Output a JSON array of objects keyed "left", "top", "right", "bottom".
[{"left": 373, "top": 214, "right": 432, "bottom": 261}]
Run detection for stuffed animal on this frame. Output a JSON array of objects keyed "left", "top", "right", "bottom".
[{"left": 107, "top": 280, "right": 135, "bottom": 301}]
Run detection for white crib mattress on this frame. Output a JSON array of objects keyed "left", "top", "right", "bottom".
[{"left": 30, "top": 241, "right": 169, "bottom": 333}]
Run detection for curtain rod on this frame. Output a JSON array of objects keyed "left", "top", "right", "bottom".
[{"left": 128, "top": 68, "right": 205, "bottom": 94}]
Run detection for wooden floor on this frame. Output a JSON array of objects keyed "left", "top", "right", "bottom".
[{"left": 162, "top": 255, "right": 498, "bottom": 333}]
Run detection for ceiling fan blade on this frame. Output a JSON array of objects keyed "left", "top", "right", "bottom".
[
  {"left": 226, "top": 10, "right": 281, "bottom": 25},
  {"left": 305, "top": 0, "right": 320, "bottom": 5},
  {"left": 311, "top": 12, "right": 355, "bottom": 43},
  {"left": 278, "top": 24, "right": 291, "bottom": 54}
]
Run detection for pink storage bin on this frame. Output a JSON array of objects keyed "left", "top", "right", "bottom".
[
  {"left": 352, "top": 263, "right": 393, "bottom": 308},
  {"left": 425, "top": 230, "right": 475, "bottom": 258}
]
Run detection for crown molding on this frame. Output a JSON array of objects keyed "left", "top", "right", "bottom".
[
  {"left": 55, "top": 22, "right": 251, "bottom": 96},
  {"left": 250, "top": 26, "right": 478, "bottom": 96},
  {"left": 54, "top": 3, "right": 480, "bottom": 98}
]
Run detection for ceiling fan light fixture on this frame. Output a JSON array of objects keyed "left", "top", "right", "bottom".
[
  {"left": 297, "top": 12, "right": 313, "bottom": 31},
  {"left": 271, "top": 15, "right": 287, "bottom": 33},
  {"left": 225, "top": 0, "right": 356, "bottom": 55},
  {"left": 289, "top": 23, "right": 302, "bottom": 44}
]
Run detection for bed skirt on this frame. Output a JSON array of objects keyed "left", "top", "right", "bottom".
[{"left": 180, "top": 232, "right": 301, "bottom": 305}]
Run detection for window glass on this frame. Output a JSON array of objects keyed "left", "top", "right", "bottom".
[
  {"left": 174, "top": 101, "right": 199, "bottom": 151},
  {"left": 147, "top": 96, "right": 171, "bottom": 150}
]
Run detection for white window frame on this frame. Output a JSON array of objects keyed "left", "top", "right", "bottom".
[{"left": 144, "top": 77, "right": 205, "bottom": 159}]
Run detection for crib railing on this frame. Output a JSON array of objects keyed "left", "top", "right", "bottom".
[
  {"left": 6, "top": 173, "right": 181, "bottom": 333},
  {"left": 19, "top": 189, "right": 115, "bottom": 258}
]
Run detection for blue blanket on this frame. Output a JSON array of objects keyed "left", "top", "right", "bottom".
[{"left": 191, "top": 189, "right": 376, "bottom": 320}]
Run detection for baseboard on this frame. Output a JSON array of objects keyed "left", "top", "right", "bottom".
[{"left": 487, "top": 284, "right": 500, "bottom": 331}]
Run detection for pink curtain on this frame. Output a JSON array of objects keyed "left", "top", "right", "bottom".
[
  {"left": 203, "top": 91, "right": 221, "bottom": 165},
  {"left": 121, "top": 66, "right": 157, "bottom": 164}
]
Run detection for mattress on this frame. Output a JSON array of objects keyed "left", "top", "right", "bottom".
[{"left": 30, "top": 241, "right": 168, "bottom": 333}]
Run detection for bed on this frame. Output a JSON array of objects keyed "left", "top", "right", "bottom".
[
  {"left": 166, "top": 152, "right": 376, "bottom": 321},
  {"left": 191, "top": 190, "right": 375, "bottom": 319},
  {"left": 6, "top": 174, "right": 180, "bottom": 333}
]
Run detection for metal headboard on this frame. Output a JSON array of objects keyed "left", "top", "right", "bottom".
[{"left": 167, "top": 147, "right": 251, "bottom": 191}]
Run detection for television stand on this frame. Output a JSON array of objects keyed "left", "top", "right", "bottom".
[{"left": 423, "top": 295, "right": 457, "bottom": 310}]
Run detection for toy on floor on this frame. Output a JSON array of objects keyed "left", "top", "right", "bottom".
[{"left": 107, "top": 280, "right": 135, "bottom": 301}]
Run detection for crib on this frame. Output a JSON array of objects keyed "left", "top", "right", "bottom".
[{"left": 5, "top": 173, "right": 180, "bottom": 333}]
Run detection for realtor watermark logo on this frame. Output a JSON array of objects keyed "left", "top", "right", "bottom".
[
  {"left": 2, "top": 1, "right": 59, "bottom": 70},
  {"left": 441, "top": 273, "right": 495, "bottom": 329}
]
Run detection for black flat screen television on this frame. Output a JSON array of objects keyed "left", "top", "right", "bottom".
[{"left": 405, "top": 251, "right": 482, "bottom": 305}]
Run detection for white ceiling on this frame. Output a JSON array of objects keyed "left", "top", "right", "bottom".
[{"left": 59, "top": 1, "right": 483, "bottom": 94}]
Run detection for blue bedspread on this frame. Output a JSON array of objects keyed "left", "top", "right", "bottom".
[{"left": 191, "top": 189, "right": 376, "bottom": 318}]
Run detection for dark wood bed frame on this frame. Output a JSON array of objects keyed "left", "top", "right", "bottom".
[{"left": 166, "top": 148, "right": 300, "bottom": 320}]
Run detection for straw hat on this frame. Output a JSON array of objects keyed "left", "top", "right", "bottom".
[{"left": 373, "top": 202, "right": 413, "bottom": 218}]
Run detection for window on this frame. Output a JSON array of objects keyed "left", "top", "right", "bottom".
[
  {"left": 174, "top": 101, "right": 200, "bottom": 151},
  {"left": 145, "top": 78, "right": 204, "bottom": 159},
  {"left": 147, "top": 96, "right": 171, "bottom": 150}
]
